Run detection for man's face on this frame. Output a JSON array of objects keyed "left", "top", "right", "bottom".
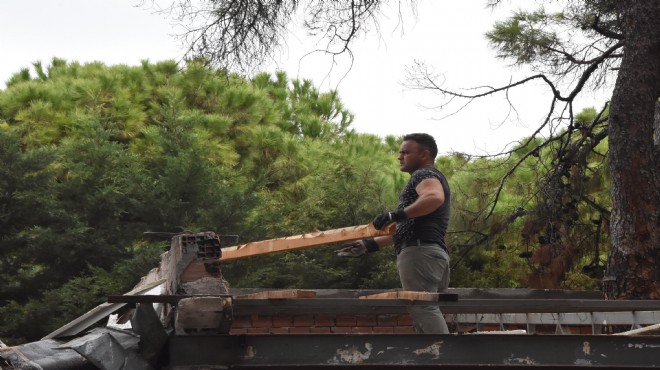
[{"left": 398, "top": 140, "right": 427, "bottom": 174}]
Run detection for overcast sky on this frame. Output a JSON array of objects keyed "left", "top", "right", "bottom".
[{"left": 0, "top": 0, "right": 610, "bottom": 155}]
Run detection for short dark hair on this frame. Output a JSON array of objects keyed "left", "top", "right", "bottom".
[{"left": 403, "top": 133, "right": 438, "bottom": 159}]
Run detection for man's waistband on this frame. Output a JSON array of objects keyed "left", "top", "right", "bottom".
[{"left": 397, "top": 239, "right": 448, "bottom": 254}]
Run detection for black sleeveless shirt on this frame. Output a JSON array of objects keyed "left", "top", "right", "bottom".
[{"left": 393, "top": 167, "right": 450, "bottom": 252}]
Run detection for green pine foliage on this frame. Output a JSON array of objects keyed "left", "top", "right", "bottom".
[{"left": 0, "top": 58, "right": 610, "bottom": 344}]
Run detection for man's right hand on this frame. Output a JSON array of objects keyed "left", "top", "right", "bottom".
[
  {"left": 336, "top": 240, "right": 367, "bottom": 257},
  {"left": 372, "top": 210, "right": 406, "bottom": 230}
]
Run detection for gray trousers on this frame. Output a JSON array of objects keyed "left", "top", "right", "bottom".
[{"left": 396, "top": 244, "right": 450, "bottom": 334}]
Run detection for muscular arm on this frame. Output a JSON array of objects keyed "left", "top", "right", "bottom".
[
  {"left": 374, "top": 235, "right": 394, "bottom": 247},
  {"left": 372, "top": 178, "right": 444, "bottom": 248},
  {"left": 403, "top": 178, "right": 445, "bottom": 218}
]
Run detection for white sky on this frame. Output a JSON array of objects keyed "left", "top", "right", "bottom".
[{"left": 0, "top": 0, "right": 611, "bottom": 155}]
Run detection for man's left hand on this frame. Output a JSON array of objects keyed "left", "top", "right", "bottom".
[{"left": 336, "top": 241, "right": 367, "bottom": 257}]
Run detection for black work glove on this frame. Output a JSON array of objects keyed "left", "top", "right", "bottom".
[
  {"left": 372, "top": 209, "right": 407, "bottom": 230},
  {"left": 336, "top": 239, "right": 379, "bottom": 257}
]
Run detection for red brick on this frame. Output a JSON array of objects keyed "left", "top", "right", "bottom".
[
  {"left": 354, "top": 326, "right": 373, "bottom": 334},
  {"left": 247, "top": 327, "right": 269, "bottom": 334},
  {"left": 310, "top": 327, "right": 332, "bottom": 334},
  {"left": 394, "top": 326, "right": 415, "bottom": 334},
  {"left": 373, "top": 326, "right": 395, "bottom": 334},
  {"left": 533, "top": 325, "right": 555, "bottom": 334},
  {"left": 332, "top": 326, "right": 355, "bottom": 334},
  {"left": 230, "top": 328, "right": 247, "bottom": 334},
  {"left": 232, "top": 316, "right": 252, "bottom": 328},
  {"left": 505, "top": 324, "right": 526, "bottom": 332},
  {"left": 251, "top": 314, "right": 273, "bottom": 327},
  {"left": 566, "top": 326, "right": 592, "bottom": 335},
  {"left": 397, "top": 314, "right": 413, "bottom": 326},
  {"left": 567, "top": 326, "right": 582, "bottom": 334},
  {"left": 269, "top": 327, "right": 290, "bottom": 334},
  {"left": 356, "top": 315, "right": 377, "bottom": 326},
  {"left": 482, "top": 325, "right": 500, "bottom": 332},
  {"left": 377, "top": 314, "right": 398, "bottom": 326},
  {"left": 289, "top": 327, "right": 311, "bottom": 334},
  {"left": 293, "top": 315, "right": 314, "bottom": 327},
  {"left": 336, "top": 314, "right": 357, "bottom": 327},
  {"left": 272, "top": 315, "right": 294, "bottom": 327},
  {"left": 314, "top": 315, "right": 335, "bottom": 326}
]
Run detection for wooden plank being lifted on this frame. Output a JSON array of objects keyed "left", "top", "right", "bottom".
[
  {"left": 220, "top": 223, "right": 395, "bottom": 261},
  {"left": 235, "top": 290, "right": 317, "bottom": 299},
  {"left": 359, "top": 291, "right": 459, "bottom": 302}
]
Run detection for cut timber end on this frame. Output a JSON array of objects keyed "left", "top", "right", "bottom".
[{"left": 220, "top": 223, "right": 395, "bottom": 261}]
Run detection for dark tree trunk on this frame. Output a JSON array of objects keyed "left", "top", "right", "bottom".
[
  {"left": 603, "top": 1, "right": 660, "bottom": 299},
  {"left": 655, "top": 101, "right": 660, "bottom": 148}
]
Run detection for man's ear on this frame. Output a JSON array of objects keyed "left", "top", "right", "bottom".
[{"left": 421, "top": 148, "right": 431, "bottom": 162}]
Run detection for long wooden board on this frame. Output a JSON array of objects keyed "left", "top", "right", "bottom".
[
  {"left": 220, "top": 223, "right": 395, "bottom": 261},
  {"left": 235, "top": 290, "right": 317, "bottom": 299},
  {"left": 359, "top": 291, "right": 459, "bottom": 302}
]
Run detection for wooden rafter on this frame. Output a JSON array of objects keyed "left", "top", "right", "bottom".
[
  {"left": 235, "top": 290, "right": 317, "bottom": 299},
  {"left": 359, "top": 291, "right": 458, "bottom": 301},
  {"left": 220, "top": 223, "right": 395, "bottom": 261}
]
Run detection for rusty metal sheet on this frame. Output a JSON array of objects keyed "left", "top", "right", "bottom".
[{"left": 0, "top": 339, "right": 94, "bottom": 370}]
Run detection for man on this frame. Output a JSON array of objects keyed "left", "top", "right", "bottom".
[{"left": 337, "top": 133, "right": 451, "bottom": 334}]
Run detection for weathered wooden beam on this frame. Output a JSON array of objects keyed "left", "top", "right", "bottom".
[
  {"left": 227, "top": 287, "right": 604, "bottom": 300},
  {"left": 220, "top": 223, "right": 395, "bottom": 261},
  {"left": 107, "top": 294, "right": 232, "bottom": 304},
  {"left": 232, "top": 298, "right": 660, "bottom": 315},
  {"left": 359, "top": 291, "right": 458, "bottom": 301},
  {"left": 235, "top": 290, "right": 317, "bottom": 299}
]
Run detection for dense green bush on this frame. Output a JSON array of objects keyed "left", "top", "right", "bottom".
[{"left": 0, "top": 59, "right": 608, "bottom": 344}]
